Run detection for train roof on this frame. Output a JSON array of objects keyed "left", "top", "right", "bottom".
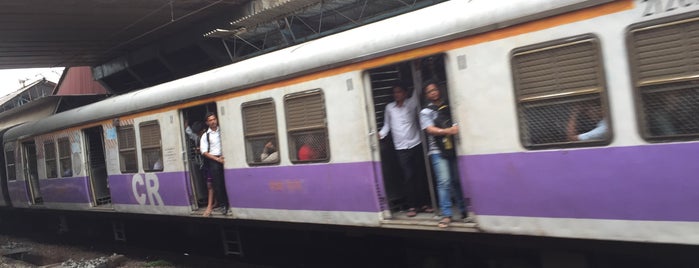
[{"left": 3, "top": 0, "right": 609, "bottom": 142}]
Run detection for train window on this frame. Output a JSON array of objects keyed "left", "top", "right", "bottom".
[
  {"left": 284, "top": 89, "right": 329, "bottom": 163},
  {"left": 44, "top": 141, "right": 58, "bottom": 179},
  {"left": 5, "top": 150, "right": 16, "bottom": 181},
  {"left": 242, "top": 99, "right": 279, "bottom": 165},
  {"left": 117, "top": 126, "right": 138, "bottom": 173},
  {"left": 58, "top": 138, "right": 72, "bottom": 177},
  {"left": 511, "top": 35, "right": 610, "bottom": 149},
  {"left": 140, "top": 121, "right": 163, "bottom": 172},
  {"left": 628, "top": 16, "right": 699, "bottom": 141}
]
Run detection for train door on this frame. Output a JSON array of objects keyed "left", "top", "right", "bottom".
[
  {"left": 0, "top": 130, "right": 11, "bottom": 207},
  {"left": 365, "top": 55, "right": 445, "bottom": 220},
  {"left": 21, "top": 141, "right": 42, "bottom": 205},
  {"left": 180, "top": 104, "right": 214, "bottom": 209},
  {"left": 84, "top": 126, "right": 111, "bottom": 206}
]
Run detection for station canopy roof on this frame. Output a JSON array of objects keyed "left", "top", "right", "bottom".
[{"left": 0, "top": 0, "right": 442, "bottom": 94}]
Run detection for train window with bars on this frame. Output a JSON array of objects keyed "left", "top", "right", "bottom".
[
  {"left": 284, "top": 89, "right": 329, "bottom": 163},
  {"left": 140, "top": 121, "right": 163, "bottom": 172},
  {"left": 242, "top": 99, "right": 279, "bottom": 165},
  {"left": 117, "top": 126, "right": 138, "bottom": 173},
  {"left": 44, "top": 141, "right": 58, "bottom": 178},
  {"left": 511, "top": 35, "right": 610, "bottom": 149},
  {"left": 5, "top": 150, "right": 15, "bottom": 181},
  {"left": 58, "top": 138, "right": 72, "bottom": 177},
  {"left": 628, "top": 16, "right": 699, "bottom": 141}
]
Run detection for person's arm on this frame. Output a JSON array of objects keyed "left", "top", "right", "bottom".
[
  {"left": 185, "top": 126, "right": 196, "bottom": 141},
  {"left": 204, "top": 151, "right": 224, "bottom": 164},
  {"left": 419, "top": 108, "right": 458, "bottom": 136},
  {"left": 424, "top": 125, "right": 459, "bottom": 136},
  {"left": 199, "top": 133, "right": 209, "bottom": 155},
  {"left": 406, "top": 87, "right": 419, "bottom": 108},
  {"left": 566, "top": 106, "right": 581, "bottom": 141},
  {"left": 577, "top": 119, "right": 608, "bottom": 141},
  {"left": 260, "top": 148, "right": 273, "bottom": 162},
  {"left": 378, "top": 105, "right": 391, "bottom": 139},
  {"left": 261, "top": 151, "right": 279, "bottom": 163}
]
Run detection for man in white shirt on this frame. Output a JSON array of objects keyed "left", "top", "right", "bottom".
[
  {"left": 200, "top": 112, "right": 229, "bottom": 215},
  {"left": 379, "top": 85, "right": 430, "bottom": 217}
]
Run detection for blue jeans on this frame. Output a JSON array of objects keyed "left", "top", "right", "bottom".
[{"left": 429, "top": 153, "right": 466, "bottom": 218}]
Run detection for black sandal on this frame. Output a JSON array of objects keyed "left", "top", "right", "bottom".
[
  {"left": 420, "top": 205, "right": 435, "bottom": 213},
  {"left": 406, "top": 208, "right": 417, "bottom": 217}
]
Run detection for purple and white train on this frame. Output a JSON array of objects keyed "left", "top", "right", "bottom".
[{"left": 1, "top": 0, "right": 698, "bottom": 247}]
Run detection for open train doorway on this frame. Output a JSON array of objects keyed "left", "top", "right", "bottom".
[
  {"left": 84, "top": 126, "right": 111, "bottom": 206},
  {"left": 365, "top": 55, "right": 449, "bottom": 220},
  {"left": 22, "top": 141, "right": 42, "bottom": 205},
  {"left": 180, "top": 103, "right": 216, "bottom": 210}
]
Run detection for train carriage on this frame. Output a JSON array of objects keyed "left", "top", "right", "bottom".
[
  {"left": 1, "top": 0, "right": 698, "bottom": 248},
  {"left": 221, "top": 72, "right": 385, "bottom": 226},
  {"left": 104, "top": 111, "right": 194, "bottom": 214}
]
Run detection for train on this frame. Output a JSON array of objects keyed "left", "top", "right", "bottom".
[{"left": 1, "top": 0, "right": 698, "bottom": 249}]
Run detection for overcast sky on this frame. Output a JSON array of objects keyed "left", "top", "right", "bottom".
[{"left": 0, "top": 67, "right": 65, "bottom": 97}]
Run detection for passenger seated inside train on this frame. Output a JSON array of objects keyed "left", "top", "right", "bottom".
[
  {"left": 566, "top": 103, "right": 608, "bottom": 141},
  {"left": 62, "top": 166, "right": 72, "bottom": 177},
  {"left": 646, "top": 90, "right": 684, "bottom": 137},
  {"left": 260, "top": 139, "right": 279, "bottom": 163},
  {"left": 153, "top": 158, "right": 163, "bottom": 170},
  {"left": 297, "top": 134, "right": 324, "bottom": 161}
]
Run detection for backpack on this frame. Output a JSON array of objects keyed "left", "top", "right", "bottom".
[{"left": 426, "top": 103, "right": 456, "bottom": 158}]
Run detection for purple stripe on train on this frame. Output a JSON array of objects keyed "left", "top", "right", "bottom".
[
  {"left": 7, "top": 181, "right": 28, "bottom": 205},
  {"left": 39, "top": 177, "right": 91, "bottom": 203},
  {"left": 461, "top": 142, "right": 699, "bottom": 221},
  {"left": 227, "top": 162, "right": 383, "bottom": 212},
  {"left": 106, "top": 163, "right": 384, "bottom": 212},
  {"left": 109, "top": 172, "right": 191, "bottom": 206}
]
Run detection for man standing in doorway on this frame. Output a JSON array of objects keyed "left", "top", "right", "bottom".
[
  {"left": 379, "top": 84, "right": 432, "bottom": 217},
  {"left": 419, "top": 82, "right": 468, "bottom": 228},
  {"left": 200, "top": 112, "right": 229, "bottom": 215}
]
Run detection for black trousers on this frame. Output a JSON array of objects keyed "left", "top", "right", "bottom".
[
  {"left": 208, "top": 159, "right": 229, "bottom": 207},
  {"left": 395, "top": 144, "right": 429, "bottom": 209}
]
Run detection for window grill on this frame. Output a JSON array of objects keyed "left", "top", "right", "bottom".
[
  {"left": 44, "top": 141, "right": 57, "bottom": 179},
  {"left": 140, "top": 121, "right": 163, "bottom": 172},
  {"left": 368, "top": 65, "right": 403, "bottom": 130},
  {"left": 284, "top": 89, "right": 329, "bottom": 162},
  {"left": 242, "top": 99, "right": 279, "bottom": 165},
  {"left": 58, "top": 138, "right": 72, "bottom": 177},
  {"left": 5, "top": 150, "right": 15, "bottom": 181},
  {"left": 629, "top": 16, "right": 699, "bottom": 141},
  {"left": 118, "top": 126, "right": 138, "bottom": 173},
  {"left": 512, "top": 35, "right": 610, "bottom": 148}
]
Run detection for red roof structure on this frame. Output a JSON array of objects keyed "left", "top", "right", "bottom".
[{"left": 53, "top": 67, "right": 108, "bottom": 95}]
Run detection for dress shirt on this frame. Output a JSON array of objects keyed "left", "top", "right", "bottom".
[
  {"left": 200, "top": 128, "right": 223, "bottom": 156},
  {"left": 378, "top": 92, "right": 421, "bottom": 150}
]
